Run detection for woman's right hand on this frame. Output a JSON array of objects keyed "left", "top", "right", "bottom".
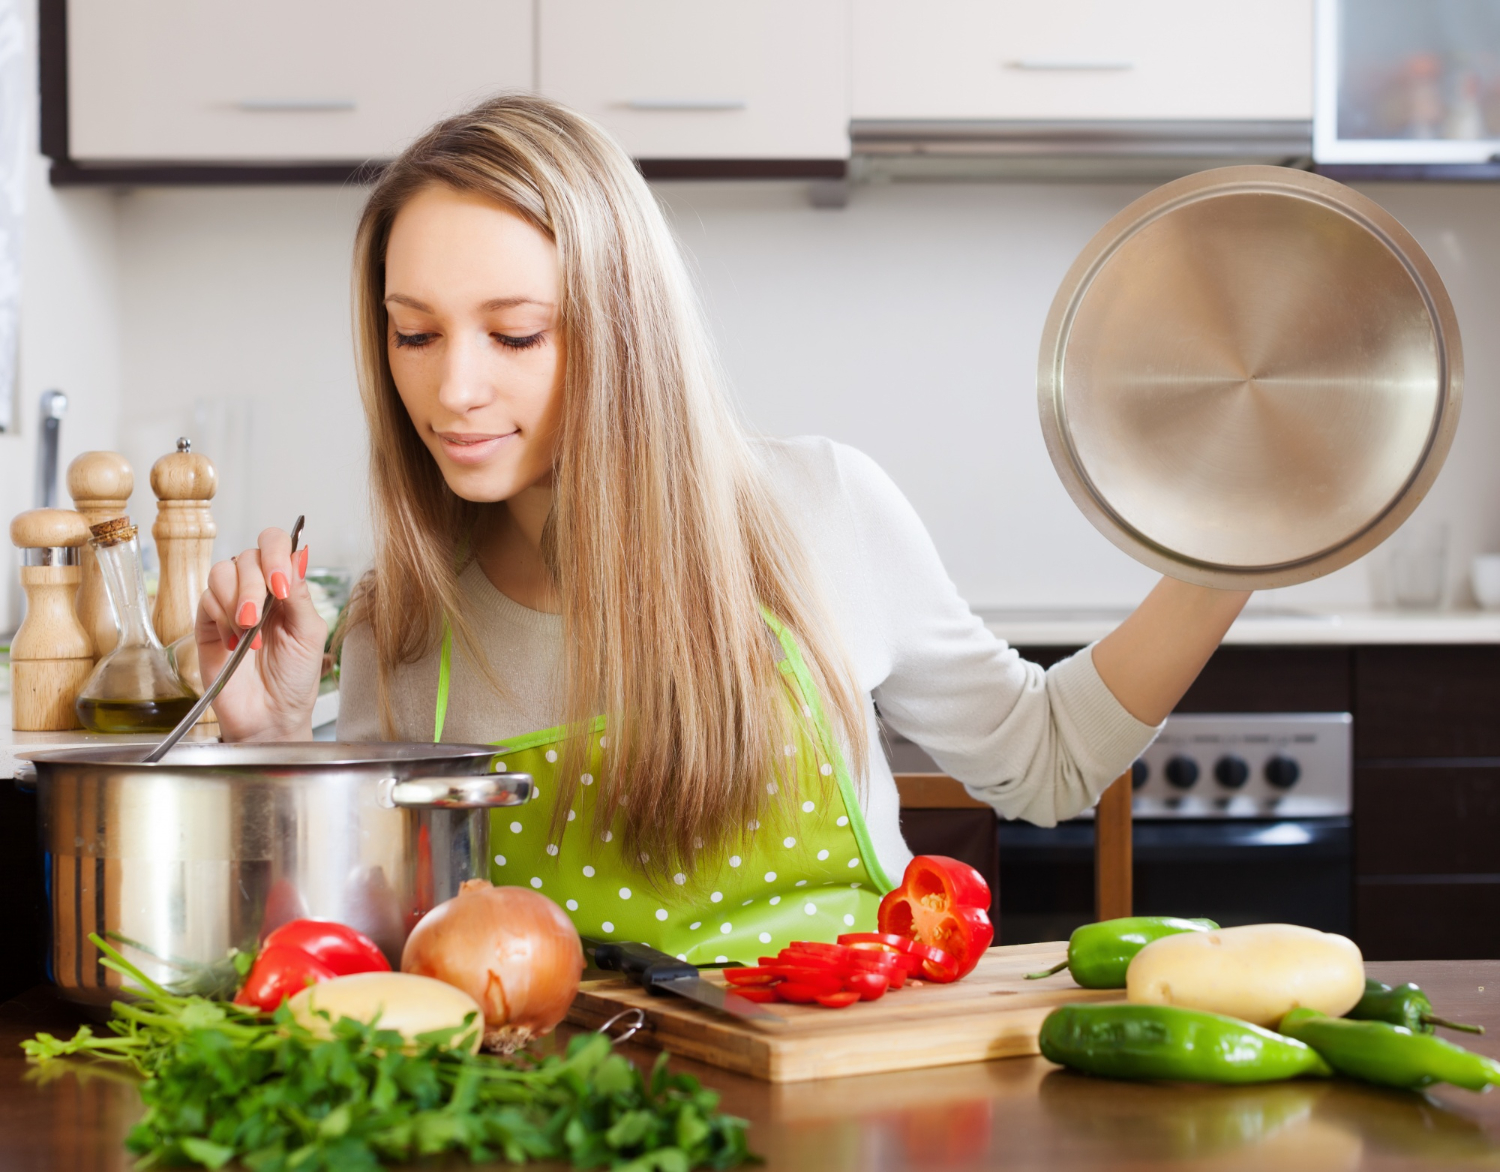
[{"left": 197, "top": 527, "right": 328, "bottom": 741}]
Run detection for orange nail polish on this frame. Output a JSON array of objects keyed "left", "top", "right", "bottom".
[
  {"left": 237, "top": 601, "right": 257, "bottom": 627},
  {"left": 270, "top": 571, "right": 290, "bottom": 600},
  {"left": 251, "top": 633, "right": 263, "bottom": 652},
  {"left": 297, "top": 547, "right": 309, "bottom": 578},
  {"left": 226, "top": 633, "right": 239, "bottom": 652}
]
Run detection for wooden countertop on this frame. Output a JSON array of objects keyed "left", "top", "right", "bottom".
[{"left": 7, "top": 960, "right": 1500, "bottom": 1171}]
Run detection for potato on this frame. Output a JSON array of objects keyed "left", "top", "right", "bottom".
[
  {"left": 288, "top": 971, "right": 483, "bottom": 1053},
  {"left": 1126, "top": 923, "right": 1364, "bottom": 1027}
]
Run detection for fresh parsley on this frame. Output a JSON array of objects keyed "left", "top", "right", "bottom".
[{"left": 23, "top": 936, "right": 752, "bottom": 1171}]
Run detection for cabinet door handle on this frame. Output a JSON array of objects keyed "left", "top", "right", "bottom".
[
  {"left": 236, "top": 99, "right": 358, "bottom": 112},
  {"left": 1005, "top": 60, "right": 1134, "bottom": 72},
  {"left": 622, "top": 98, "right": 748, "bottom": 112}
]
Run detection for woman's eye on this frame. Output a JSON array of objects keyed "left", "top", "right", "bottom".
[
  {"left": 495, "top": 332, "right": 545, "bottom": 350},
  {"left": 393, "top": 331, "right": 435, "bottom": 349}
]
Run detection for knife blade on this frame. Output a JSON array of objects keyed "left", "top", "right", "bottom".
[{"left": 587, "top": 939, "right": 782, "bottom": 1027}]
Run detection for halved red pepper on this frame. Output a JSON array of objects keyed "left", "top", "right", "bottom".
[
  {"left": 262, "top": 919, "right": 390, "bottom": 976},
  {"left": 876, "top": 855, "right": 993, "bottom": 980},
  {"left": 232, "top": 943, "right": 337, "bottom": 1011}
]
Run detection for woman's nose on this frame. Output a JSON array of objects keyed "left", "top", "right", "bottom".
[{"left": 435, "top": 336, "right": 495, "bottom": 413}]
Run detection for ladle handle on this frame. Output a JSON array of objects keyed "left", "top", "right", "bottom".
[
  {"left": 387, "top": 773, "right": 533, "bottom": 809},
  {"left": 143, "top": 516, "right": 304, "bottom": 764}
]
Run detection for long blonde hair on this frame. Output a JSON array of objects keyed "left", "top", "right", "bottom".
[{"left": 347, "top": 93, "right": 867, "bottom": 875}]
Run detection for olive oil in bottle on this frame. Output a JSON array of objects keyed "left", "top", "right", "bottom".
[{"left": 74, "top": 517, "right": 199, "bottom": 733}]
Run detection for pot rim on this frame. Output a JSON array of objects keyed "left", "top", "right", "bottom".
[{"left": 19, "top": 740, "right": 504, "bottom": 771}]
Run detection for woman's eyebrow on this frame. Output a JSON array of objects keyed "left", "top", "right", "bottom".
[{"left": 383, "top": 293, "right": 554, "bottom": 312}]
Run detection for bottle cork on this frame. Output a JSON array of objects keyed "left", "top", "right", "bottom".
[
  {"left": 150, "top": 438, "right": 218, "bottom": 648},
  {"left": 66, "top": 450, "right": 134, "bottom": 658},
  {"left": 10, "top": 508, "right": 93, "bottom": 731}
]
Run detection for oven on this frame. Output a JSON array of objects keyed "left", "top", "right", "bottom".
[{"left": 890, "top": 713, "right": 1352, "bottom": 945}]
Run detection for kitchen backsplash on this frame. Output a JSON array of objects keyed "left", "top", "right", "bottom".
[{"left": 5, "top": 148, "right": 1500, "bottom": 628}]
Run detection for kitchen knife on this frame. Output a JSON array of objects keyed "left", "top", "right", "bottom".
[{"left": 587, "top": 939, "right": 782, "bottom": 1027}]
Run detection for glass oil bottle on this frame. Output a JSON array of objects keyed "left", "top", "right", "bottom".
[{"left": 75, "top": 516, "right": 199, "bottom": 733}]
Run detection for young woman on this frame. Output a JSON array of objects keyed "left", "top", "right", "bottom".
[{"left": 199, "top": 94, "right": 1248, "bottom": 963}]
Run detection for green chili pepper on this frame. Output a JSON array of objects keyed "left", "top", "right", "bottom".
[
  {"left": 1279, "top": 1007, "right": 1500, "bottom": 1092},
  {"left": 1348, "top": 978, "right": 1483, "bottom": 1035},
  {"left": 1027, "top": 916, "right": 1219, "bottom": 988},
  {"left": 1039, "top": 1004, "right": 1332, "bottom": 1084}
]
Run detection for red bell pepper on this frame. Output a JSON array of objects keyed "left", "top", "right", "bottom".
[
  {"left": 232, "top": 943, "right": 337, "bottom": 1011},
  {"left": 876, "top": 855, "right": 993, "bottom": 980},
  {"left": 262, "top": 919, "right": 391, "bottom": 976}
]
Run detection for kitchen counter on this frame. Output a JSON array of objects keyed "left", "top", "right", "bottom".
[
  {"left": 4, "top": 959, "right": 1500, "bottom": 1171},
  {"left": 983, "top": 606, "right": 1500, "bottom": 647}
]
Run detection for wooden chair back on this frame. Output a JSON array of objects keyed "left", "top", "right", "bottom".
[{"left": 894, "top": 771, "right": 1133, "bottom": 922}]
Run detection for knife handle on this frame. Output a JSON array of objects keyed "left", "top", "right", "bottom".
[{"left": 593, "top": 941, "right": 699, "bottom": 991}]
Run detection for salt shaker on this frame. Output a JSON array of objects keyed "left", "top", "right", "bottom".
[
  {"left": 66, "top": 450, "right": 134, "bottom": 658},
  {"left": 9, "top": 508, "right": 93, "bottom": 731}
]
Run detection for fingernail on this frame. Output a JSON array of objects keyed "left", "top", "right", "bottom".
[
  {"left": 251, "top": 633, "right": 263, "bottom": 652},
  {"left": 297, "top": 547, "right": 309, "bottom": 578},
  {"left": 237, "top": 601, "right": 257, "bottom": 627},
  {"left": 270, "top": 572, "right": 290, "bottom": 600},
  {"left": 226, "top": 633, "right": 239, "bottom": 652}
]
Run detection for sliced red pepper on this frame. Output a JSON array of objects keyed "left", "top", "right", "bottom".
[
  {"left": 780, "top": 941, "right": 848, "bottom": 962},
  {"left": 904, "top": 940, "right": 961, "bottom": 983},
  {"left": 838, "top": 932, "right": 916, "bottom": 952},
  {"left": 724, "top": 966, "right": 780, "bottom": 987},
  {"left": 731, "top": 987, "right": 782, "bottom": 1004},
  {"left": 775, "top": 981, "right": 827, "bottom": 1004},
  {"left": 767, "top": 968, "right": 843, "bottom": 995},
  {"left": 233, "top": 943, "right": 337, "bottom": 1012},
  {"left": 262, "top": 919, "right": 391, "bottom": 977},
  {"left": 815, "top": 990, "right": 861, "bottom": 1009},
  {"left": 845, "top": 970, "right": 889, "bottom": 1001},
  {"left": 876, "top": 855, "right": 993, "bottom": 980}
]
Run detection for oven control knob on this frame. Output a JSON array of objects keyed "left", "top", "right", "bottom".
[
  {"left": 1264, "top": 756, "right": 1301, "bottom": 789},
  {"left": 1214, "top": 755, "right": 1250, "bottom": 789},
  {"left": 1131, "top": 759, "right": 1148, "bottom": 790},
  {"left": 1164, "top": 756, "right": 1199, "bottom": 789}
]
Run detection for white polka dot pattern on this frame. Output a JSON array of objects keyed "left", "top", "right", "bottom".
[
  {"left": 581, "top": 773, "right": 594, "bottom": 786},
  {"left": 817, "top": 849, "right": 829, "bottom": 861},
  {"left": 493, "top": 854, "right": 506, "bottom": 866},
  {"left": 509, "top": 821, "right": 523, "bottom": 834},
  {"left": 804, "top": 902, "right": 817, "bottom": 915},
  {"left": 566, "top": 899, "right": 578, "bottom": 911},
  {"left": 602, "top": 921, "right": 614, "bottom": 933},
  {"left": 764, "top": 871, "right": 777, "bottom": 883},
  {"left": 673, "top": 873, "right": 687, "bottom": 885},
  {"left": 783, "top": 837, "right": 796, "bottom": 848},
  {"left": 619, "top": 887, "right": 632, "bottom": 900},
  {"left": 715, "top": 955, "right": 728, "bottom": 963},
  {"left": 530, "top": 877, "right": 542, "bottom": 889},
  {"left": 836, "top": 816, "right": 849, "bottom": 827},
  {"left": 802, "top": 801, "right": 815, "bottom": 813},
  {"left": 728, "top": 855, "right": 741, "bottom": 868},
  {"left": 710, "top": 891, "right": 723, "bottom": 903},
  {"left": 690, "top": 921, "right": 702, "bottom": 930},
  {"left": 582, "top": 865, "right": 595, "bottom": 877},
  {"left": 655, "top": 909, "right": 668, "bottom": 921},
  {"left": 819, "top": 763, "right": 833, "bottom": 777},
  {"left": 546, "top": 844, "right": 559, "bottom": 856},
  {"left": 545, "top": 749, "right": 558, "bottom": 763},
  {"left": 758, "top": 932, "right": 772, "bottom": 944},
  {"left": 843, "top": 913, "right": 855, "bottom": 926},
  {"left": 720, "top": 923, "right": 732, "bottom": 934}
]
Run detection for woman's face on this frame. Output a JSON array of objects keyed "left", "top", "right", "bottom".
[{"left": 384, "top": 184, "right": 564, "bottom": 503}]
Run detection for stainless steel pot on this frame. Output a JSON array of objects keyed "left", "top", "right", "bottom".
[{"left": 15, "top": 742, "right": 530, "bottom": 1005}]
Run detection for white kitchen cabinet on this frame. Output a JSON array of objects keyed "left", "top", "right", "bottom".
[
  {"left": 67, "top": 0, "right": 534, "bottom": 162},
  {"left": 537, "top": 0, "right": 848, "bottom": 159},
  {"left": 854, "top": 1, "right": 1313, "bottom": 122}
]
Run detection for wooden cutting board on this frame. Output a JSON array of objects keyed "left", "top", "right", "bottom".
[{"left": 565, "top": 941, "right": 1120, "bottom": 1082}]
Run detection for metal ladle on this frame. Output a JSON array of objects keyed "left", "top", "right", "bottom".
[{"left": 144, "top": 516, "right": 304, "bottom": 763}]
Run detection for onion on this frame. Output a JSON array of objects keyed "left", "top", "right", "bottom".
[{"left": 400, "top": 880, "right": 584, "bottom": 1053}]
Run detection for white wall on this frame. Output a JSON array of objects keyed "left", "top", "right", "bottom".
[
  {"left": 1, "top": 0, "right": 121, "bottom": 631},
  {"left": 96, "top": 175, "right": 1500, "bottom": 613}
]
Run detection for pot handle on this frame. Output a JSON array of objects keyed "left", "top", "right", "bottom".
[
  {"left": 13, "top": 761, "right": 37, "bottom": 793},
  {"left": 385, "top": 772, "right": 533, "bottom": 809}
]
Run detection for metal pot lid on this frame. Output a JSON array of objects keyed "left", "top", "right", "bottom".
[{"left": 1038, "top": 165, "right": 1462, "bottom": 589}]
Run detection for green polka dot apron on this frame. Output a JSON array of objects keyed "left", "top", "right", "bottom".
[{"left": 433, "top": 613, "right": 893, "bottom": 963}]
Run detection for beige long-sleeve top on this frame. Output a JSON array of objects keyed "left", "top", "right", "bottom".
[{"left": 338, "top": 436, "right": 1160, "bottom": 883}]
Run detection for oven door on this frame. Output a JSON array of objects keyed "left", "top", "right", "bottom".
[{"left": 998, "top": 817, "right": 1352, "bottom": 945}]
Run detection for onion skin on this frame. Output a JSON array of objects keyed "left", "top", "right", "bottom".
[{"left": 401, "top": 880, "right": 584, "bottom": 1053}]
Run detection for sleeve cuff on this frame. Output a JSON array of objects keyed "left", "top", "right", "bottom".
[{"left": 1047, "top": 642, "right": 1163, "bottom": 794}]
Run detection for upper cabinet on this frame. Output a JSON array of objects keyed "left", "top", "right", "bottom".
[
  {"left": 536, "top": 0, "right": 848, "bottom": 161},
  {"left": 854, "top": 0, "right": 1313, "bottom": 123},
  {"left": 66, "top": 0, "right": 534, "bottom": 163}
]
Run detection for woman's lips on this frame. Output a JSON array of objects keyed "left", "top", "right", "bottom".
[{"left": 436, "top": 430, "right": 516, "bottom": 465}]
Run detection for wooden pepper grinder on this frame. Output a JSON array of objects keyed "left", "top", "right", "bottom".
[
  {"left": 66, "top": 450, "right": 134, "bottom": 658},
  {"left": 10, "top": 508, "right": 93, "bottom": 731},
  {"left": 150, "top": 437, "right": 217, "bottom": 649}
]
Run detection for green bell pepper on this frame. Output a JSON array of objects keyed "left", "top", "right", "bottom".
[
  {"left": 1027, "top": 916, "right": 1219, "bottom": 988},
  {"left": 1279, "top": 1007, "right": 1500, "bottom": 1091},
  {"left": 1348, "top": 978, "right": 1483, "bottom": 1035},
  {"left": 1040, "top": 1004, "right": 1332, "bottom": 1084}
]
